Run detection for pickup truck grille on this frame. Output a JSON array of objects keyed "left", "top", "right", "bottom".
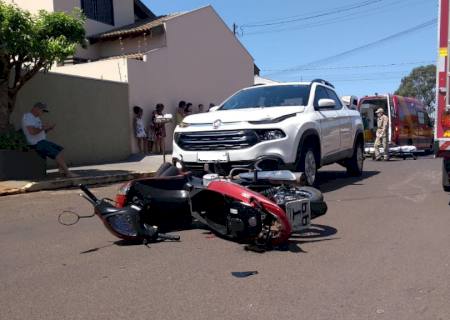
[{"left": 176, "top": 130, "right": 258, "bottom": 151}]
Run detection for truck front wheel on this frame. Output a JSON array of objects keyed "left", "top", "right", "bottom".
[
  {"left": 346, "top": 138, "right": 364, "bottom": 177},
  {"left": 298, "top": 147, "right": 318, "bottom": 186},
  {"left": 442, "top": 159, "right": 450, "bottom": 192}
]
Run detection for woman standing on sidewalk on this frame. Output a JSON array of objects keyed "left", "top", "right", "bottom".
[{"left": 151, "top": 103, "right": 167, "bottom": 154}]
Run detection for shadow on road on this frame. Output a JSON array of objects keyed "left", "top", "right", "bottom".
[
  {"left": 273, "top": 224, "right": 339, "bottom": 253},
  {"left": 317, "top": 170, "right": 380, "bottom": 193}
]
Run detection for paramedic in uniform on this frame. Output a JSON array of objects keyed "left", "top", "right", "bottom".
[{"left": 374, "top": 108, "right": 389, "bottom": 161}]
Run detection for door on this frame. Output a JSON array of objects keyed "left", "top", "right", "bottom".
[
  {"left": 325, "top": 88, "right": 353, "bottom": 152},
  {"left": 314, "top": 86, "right": 341, "bottom": 158}
]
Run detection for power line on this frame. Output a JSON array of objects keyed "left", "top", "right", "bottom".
[
  {"left": 261, "top": 60, "right": 434, "bottom": 72},
  {"left": 265, "top": 18, "right": 437, "bottom": 77},
  {"left": 242, "top": 0, "right": 427, "bottom": 36},
  {"left": 241, "top": 0, "right": 383, "bottom": 28}
]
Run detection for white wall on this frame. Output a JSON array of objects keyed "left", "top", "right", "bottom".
[
  {"left": 5, "top": 0, "right": 54, "bottom": 13},
  {"left": 52, "top": 58, "right": 129, "bottom": 82},
  {"left": 127, "top": 50, "right": 171, "bottom": 152},
  {"left": 7, "top": 0, "right": 135, "bottom": 35},
  {"left": 81, "top": 0, "right": 135, "bottom": 36},
  {"left": 125, "top": 6, "right": 254, "bottom": 153},
  {"left": 165, "top": 6, "right": 254, "bottom": 105}
]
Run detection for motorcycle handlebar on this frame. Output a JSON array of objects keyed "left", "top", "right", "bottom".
[{"left": 79, "top": 184, "right": 99, "bottom": 203}]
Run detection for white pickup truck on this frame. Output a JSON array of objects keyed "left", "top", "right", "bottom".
[{"left": 173, "top": 79, "right": 364, "bottom": 186}]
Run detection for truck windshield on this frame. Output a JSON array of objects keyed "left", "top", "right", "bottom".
[{"left": 221, "top": 85, "right": 311, "bottom": 110}]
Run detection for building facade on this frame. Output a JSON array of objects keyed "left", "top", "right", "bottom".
[{"left": 8, "top": 0, "right": 255, "bottom": 163}]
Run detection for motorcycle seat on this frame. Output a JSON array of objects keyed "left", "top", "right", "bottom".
[{"left": 132, "top": 175, "right": 191, "bottom": 204}]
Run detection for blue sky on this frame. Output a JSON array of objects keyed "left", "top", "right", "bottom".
[{"left": 143, "top": 0, "right": 438, "bottom": 98}]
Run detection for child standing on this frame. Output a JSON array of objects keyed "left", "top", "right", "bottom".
[{"left": 133, "top": 106, "right": 147, "bottom": 153}]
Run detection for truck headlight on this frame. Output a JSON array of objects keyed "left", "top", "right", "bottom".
[{"left": 255, "top": 129, "right": 286, "bottom": 141}]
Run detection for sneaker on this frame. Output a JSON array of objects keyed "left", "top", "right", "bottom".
[{"left": 375, "top": 157, "right": 382, "bottom": 161}]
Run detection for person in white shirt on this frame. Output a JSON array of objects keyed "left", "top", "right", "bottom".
[{"left": 22, "top": 102, "right": 76, "bottom": 178}]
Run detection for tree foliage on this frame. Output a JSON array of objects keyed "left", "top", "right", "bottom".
[
  {"left": 0, "top": 1, "right": 85, "bottom": 132},
  {"left": 394, "top": 65, "right": 436, "bottom": 114}
]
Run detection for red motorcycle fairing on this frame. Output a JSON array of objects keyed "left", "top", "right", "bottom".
[{"left": 207, "top": 180, "right": 292, "bottom": 245}]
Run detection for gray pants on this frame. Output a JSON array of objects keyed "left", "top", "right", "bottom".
[{"left": 374, "top": 134, "right": 389, "bottom": 159}]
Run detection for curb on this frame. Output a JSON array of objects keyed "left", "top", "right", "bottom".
[{"left": 0, "top": 171, "right": 155, "bottom": 196}]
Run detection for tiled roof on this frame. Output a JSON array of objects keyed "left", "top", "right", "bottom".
[{"left": 89, "top": 13, "right": 184, "bottom": 41}]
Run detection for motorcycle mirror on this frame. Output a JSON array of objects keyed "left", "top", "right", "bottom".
[
  {"left": 58, "top": 210, "right": 95, "bottom": 226},
  {"left": 58, "top": 211, "right": 81, "bottom": 226}
]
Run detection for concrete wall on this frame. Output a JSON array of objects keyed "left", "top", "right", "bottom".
[
  {"left": 7, "top": 0, "right": 135, "bottom": 36},
  {"left": 165, "top": 6, "right": 254, "bottom": 105},
  {"left": 53, "top": 0, "right": 135, "bottom": 36},
  {"left": 5, "top": 0, "right": 54, "bottom": 13},
  {"left": 125, "top": 6, "right": 254, "bottom": 153},
  {"left": 127, "top": 49, "right": 171, "bottom": 153},
  {"left": 85, "top": 0, "right": 135, "bottom": 36},
  {"left": 52, "top": 58, "right": 129, "bottom": 82},
  {"left": 11, "top": 73, "right": 131, "bottom": 166}
]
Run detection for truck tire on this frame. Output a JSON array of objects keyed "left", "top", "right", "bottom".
[
  {"left": 346, "top": 138, "right": 364, "bottom": 176},
  {"left": 442, "top": 159, "right": 450, "bottom": 192},
  {"left": 298, "top": 146, "right": 318, "bottom": 186}
]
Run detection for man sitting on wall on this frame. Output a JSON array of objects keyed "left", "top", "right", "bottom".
[{"left": 22, "top": 102, "right": 77, "bottom": 178}]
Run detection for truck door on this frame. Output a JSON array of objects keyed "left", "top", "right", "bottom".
[
  {"left": 325, "top": 88, "right": 353, "bottom": 152},
  {"left": 313, "top": 86, "right": 341, "bottom": 158}
]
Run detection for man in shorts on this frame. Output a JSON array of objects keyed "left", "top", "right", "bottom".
[{"left": 22, "top": 102, "right": 77, "bottom": 177}]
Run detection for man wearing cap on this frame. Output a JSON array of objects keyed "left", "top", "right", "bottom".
[
  {"left": 374, "top": 108, "right": 389, "bottom": 161},
  {"left": 22, "top": 102, "right": 76, "bottom": 177}
]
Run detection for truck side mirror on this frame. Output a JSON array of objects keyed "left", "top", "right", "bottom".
[{"left": 318, "top": 98, "right": 336, "bottom": 109}]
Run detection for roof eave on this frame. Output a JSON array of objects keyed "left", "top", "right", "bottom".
[{"left": 89, "top": 24, "right": 165, "bottom": 44}]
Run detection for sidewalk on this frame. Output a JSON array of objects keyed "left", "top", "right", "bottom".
[{"left": 0, "top": 154, "right": 169, "bottom": 196}]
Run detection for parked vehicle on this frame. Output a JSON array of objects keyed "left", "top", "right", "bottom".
[
  {"left": 358, "top": 94, "right": 434, "bottom": 154},
  {"left": 114, "top": 162, "right": 328, "bottom": 250},
  {"left": 341, "top": 95, "right": 358, "bottom": 110},
  {"left": 436, "top": 0, "right": 450, "bottom": 191},
  {"left": 172, "top": 79, "right": 364, "bottom": 186}
]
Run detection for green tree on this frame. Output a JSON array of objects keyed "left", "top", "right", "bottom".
[
  {"left": 394, "top": 64, "right": 436, "bottom": 116},
  {"left": 0, "top": 1, "right": 85, "bottom": 133}
]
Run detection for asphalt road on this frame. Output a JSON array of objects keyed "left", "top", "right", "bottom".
[{"left": 1, "top": 156, "right": 450, "bottom": 320}]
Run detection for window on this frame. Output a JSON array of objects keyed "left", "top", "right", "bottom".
[
  {"left": 313, "top": 86, "right": 329, "bottom": 108},
  {"left": 81, "top": 0, "right": 114, "bottom": 25},
  {"left": 418, "top": 111, "right": 425, "bottom": 125},
  {"left": 221, "top": 85, "right": 311, "bottom": 110},
  {"left": 324, "top": 88, "right": 343, "bottom": 110}
]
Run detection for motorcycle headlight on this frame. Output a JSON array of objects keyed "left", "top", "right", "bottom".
[{"left": 255, "top": 129, "right": 286, "bottom": 141}]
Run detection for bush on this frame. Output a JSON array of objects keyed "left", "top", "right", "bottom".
[{"left": 0, "top": 130, "right": 30, "bottom": 151}]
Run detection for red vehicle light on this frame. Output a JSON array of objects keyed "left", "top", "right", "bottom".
[{"left": 116, "top": 182, "right": 132, "bottom": 208}]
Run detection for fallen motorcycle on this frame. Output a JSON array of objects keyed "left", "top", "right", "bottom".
[
  {"left": 58, "top": 184, "right": 180, "bottom": 244},
  {"left": 114, "top": 162, "right": 327, "bottom": 249}
]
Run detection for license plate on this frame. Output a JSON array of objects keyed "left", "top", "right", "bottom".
[
  {"left": 285, "top": 199, "right": 311, "bottom": 232},
  {"left": 197, "top": 152, "right": 229, "bottom": 163}
]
